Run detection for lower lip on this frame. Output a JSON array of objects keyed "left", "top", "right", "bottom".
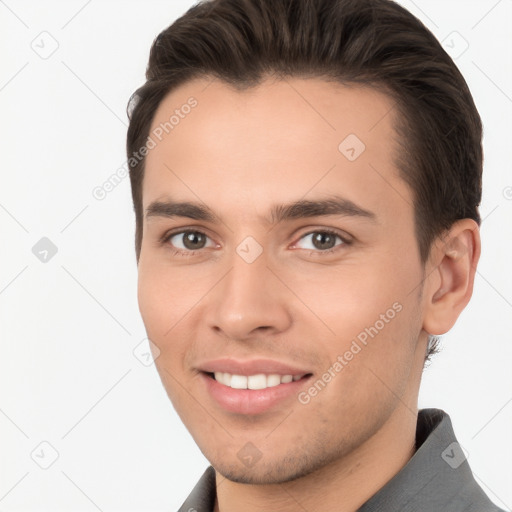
[{"left": 200, "top": 372, "right": 312, "bottom": 415}]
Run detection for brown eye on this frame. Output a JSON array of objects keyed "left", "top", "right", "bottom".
[
  {"left": 165, "top": 230, "right": 215, "bottom": 253},
  {"left": 311, "top": 232, "right": 338, "bottom": 250},
  {"left": 294, "top": 230, "right": 348, "bottom": 253},
  {"left": 181, "top": 231, "right": 208, "bottom": 250}
]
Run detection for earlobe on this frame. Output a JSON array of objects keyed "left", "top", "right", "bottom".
[{"left": 422, "top": 219, "right": 481, "bottom": 335}]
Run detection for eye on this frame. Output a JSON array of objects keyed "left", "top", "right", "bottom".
[
  {"left": 160, "top": 228, "right": 351, "bottom": 257},
  {"left": 162, "top": 230, "right": 216, "bottom": 255},
  {"left": 293, "top": 229, "right": 349, "bottom": 254}
]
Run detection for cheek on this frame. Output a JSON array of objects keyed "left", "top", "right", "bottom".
[
  {"left": 136, "top": 259, "right": 211, "bottom": 374},
  {"left": 285, "top": 253, "right": 422, "bottom": 382},
  {"left": 137, "top": 257, "right": 203, "bottom": 331},
  {"left": 286, "top": 257, "right": 415, "bottom": 335},
  {"left": 298, "top": 299, "right": 420, "bottom": 434},
  {"left": 137, "top": 266, "right": 166, "bottom": 333},
  {"left": 137, "top": 263, "right": 186, "bottom": 365}
]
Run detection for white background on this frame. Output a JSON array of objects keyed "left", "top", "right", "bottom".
[{"left": 1, "top": 0, "right": 511, "bottom": 510}]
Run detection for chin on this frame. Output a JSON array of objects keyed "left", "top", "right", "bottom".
[
  {"left": 214, "top": 464, "right": 308, "bottom": 485},
  {"left": 210, "top": 448, "right": 342, "bottom": 485}
]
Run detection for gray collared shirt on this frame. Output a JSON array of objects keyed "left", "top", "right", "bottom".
[{"left": 178, "top": 408, "right": 506, "bottom": 511}]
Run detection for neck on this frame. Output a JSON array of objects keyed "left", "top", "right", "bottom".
[{"left": 213, "top": 402, "right": 419, "bottom": 512}]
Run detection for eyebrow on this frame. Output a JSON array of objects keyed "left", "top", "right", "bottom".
[{"left": 144, "top": 195, "right": 377, "bottom": 225}]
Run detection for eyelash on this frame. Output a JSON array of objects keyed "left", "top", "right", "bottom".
[{"left": 159, "top": 228, "right": 351, "bottom": 257}]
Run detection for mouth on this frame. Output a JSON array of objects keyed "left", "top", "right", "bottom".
[
  {"left": 203, "top": 371, "right": 313, "bottom": 390},
  {"left": 200, "top": 370, "right": 314, "bottom": 415}
]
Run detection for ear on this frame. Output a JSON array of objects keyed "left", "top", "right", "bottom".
[{"left": 422, "top": 219, "right": 481, "bottom": 336}]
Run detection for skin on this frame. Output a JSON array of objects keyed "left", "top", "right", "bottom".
[{"left": 136, "top": 76, "right": 480, "bottom": 512}]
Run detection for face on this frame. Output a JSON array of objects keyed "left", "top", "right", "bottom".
[{"left": 137, "top": 76, "right": 429, "bottom": 484}]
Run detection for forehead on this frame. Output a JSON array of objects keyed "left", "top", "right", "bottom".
[{"left": 142, "top": 76, "right": 410, "bottom": 224}]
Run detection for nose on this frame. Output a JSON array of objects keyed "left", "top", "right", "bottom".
[{"left": 206, "top": 246, "right": 293, "bottom": 341}]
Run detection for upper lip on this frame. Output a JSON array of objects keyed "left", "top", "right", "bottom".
[{"left": 197, "top": 358, "right": 312, "bottom": 376}]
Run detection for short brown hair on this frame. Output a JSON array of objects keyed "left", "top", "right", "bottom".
[{"left": 126, "top": 0, "right": 483, "bottom": 362}]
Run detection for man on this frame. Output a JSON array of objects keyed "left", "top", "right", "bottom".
[{"left": 126, "top": 0, "right": 505, "bottom": 510}]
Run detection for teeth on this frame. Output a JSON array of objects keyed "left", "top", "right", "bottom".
[
  {"left": 230, "top": 374, "right": 247, "bottom": 389},
  {"left": 266, "top": 374, "right": 281, "bottom": 387},
  {"left": 247, "top": 374, "right": 266, "bottom": 390},
  {"left": 213, "top": 372, "right": 305, "bottom": 389}
]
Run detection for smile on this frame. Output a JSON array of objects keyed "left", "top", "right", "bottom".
[{"left": 211, "top": 371, "right": 309, "bottom": 389}]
